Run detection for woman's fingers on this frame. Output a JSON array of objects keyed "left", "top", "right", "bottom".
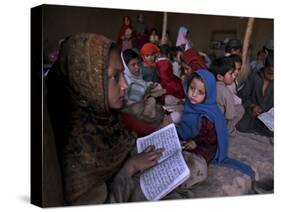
[
  {"left": 144, "top": 145, "right": 155, "bottom": 152},
  {"left": 146, "top": 150, "right": 163, "bottom": 161}
]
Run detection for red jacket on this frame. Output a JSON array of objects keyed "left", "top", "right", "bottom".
[{"left": 156, "top": 58, "right": 185, "bottom": 103}]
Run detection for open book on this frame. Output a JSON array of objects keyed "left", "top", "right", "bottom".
[
  {"left": 136, "top": 124, "right": 190, "bottom": 201},
  {"left": 258, "top": 107, "right": 274, "bottom": 132}
]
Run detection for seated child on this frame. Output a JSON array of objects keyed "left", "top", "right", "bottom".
[
  {"left": 237, "top": 53, "right": 274, "bottom": 137},
  {"left": 227, "top": 54, "right": 243, "bottom": 95},
  {"left": 156, "top": 44, "right": 185, "bottom": 106},
  {"left": 210, "top": 56, "right": 244, "bottom": 136},
  {"left": 140, "top": 43, "right": 161, "bottom": 83},
  {"left": 170, "top": 46, "right": 184, "bottom": 78},
  {"left": 149, "top": 28, "right": 160, "bottom": 46},
  {"left": 121, "top": 49, "right": 166, "bottom": 134},
  {"left": 179, "top": 48, "right": 207, "bottom": 91},
  {"left": 250, "top": 50, "right": 266, "bottom": 72},
  {"left": 175, "top": 70, "right": 255, "bottom": 188},
  {"left": 224, "top": 38, "right": 242, "bottom": 56},
  {"left": 122, "top": 27, "right": 133, "bottom": 51}
]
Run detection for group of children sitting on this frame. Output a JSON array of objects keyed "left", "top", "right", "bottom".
[{"left": 119, "top": 27, "right": 274, "bottom": 181}]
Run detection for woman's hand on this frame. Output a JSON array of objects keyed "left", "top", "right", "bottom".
[
  {"left": 124, "top": 145, "right": 164, "bottom": 177},
  {"left": 181, "top": 140, "right": 197, "bottom": 150}
]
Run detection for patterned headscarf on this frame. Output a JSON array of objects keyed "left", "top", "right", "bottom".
[{"left": 47, "top": 33, "right": 135, "bottom": 203}]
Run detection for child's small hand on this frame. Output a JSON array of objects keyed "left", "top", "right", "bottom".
[
  {"left": 252, "top": 105, "right": 262, "bottom": 117},
  {"left": 181, "top": 140, "right": 197, "bottom": 150},
  {"left": 150, "top": 82, "right": 159, "bottom": 89}
]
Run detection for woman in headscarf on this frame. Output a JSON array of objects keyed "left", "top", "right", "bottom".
[{"left": 46, "top": 33, "right": 164, "bottom": 205}]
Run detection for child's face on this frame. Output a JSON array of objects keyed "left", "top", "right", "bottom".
[
  {"left": 144, "top": 54, "right": 156, "bottom": 62},
  {"left": 176, "top": 51, "right": 182, "bottom": 63},
  {"left": 230, "top": 48, "right": 241, "bottom": 56},
  {"left": 218, "top": 70, "right": 235, "bottom": 85},
  {"left": 128, "top": 58, "right": 141, "bottom": 76},
  {"left": 181, "top": 61, "right": 192, "bottom": 77},
  {"left": 232, "top": 62, "right": 242, "bottom": 79},
  {"left": 124, "top": 16, "right": 130, "bottom": 26},
  {"left": 188, "top": 78, "right": 206, "bottom": 104}
]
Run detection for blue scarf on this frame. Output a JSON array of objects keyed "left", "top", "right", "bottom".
[{"left": 176, "top": 70, "right": 255, "bottom": 179}]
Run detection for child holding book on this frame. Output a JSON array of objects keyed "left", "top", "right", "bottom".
[
  {"left": 237, "top": 53, "right": 274, "bottom": 137},
  {"left": 121, "top": 49, "right": 166, "bottom": 136},
  {"left": 210, "top": 56, "right": 244, "bottom": 136}
]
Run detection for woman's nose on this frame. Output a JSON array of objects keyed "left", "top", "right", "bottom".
[{"left": 120, "top": 73, "right": 128, "bottom": 91}]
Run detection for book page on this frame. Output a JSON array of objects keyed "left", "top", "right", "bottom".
[
  {"left": 258, "top": 107, "right": 274, "bottom": 131},
  {"left": 140, "top": 152, "right": 190, "bottom": 201},
  {"left": 137, "top": 124, "right": 181, "bottom": 163}
]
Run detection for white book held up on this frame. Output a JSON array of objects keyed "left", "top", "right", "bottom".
[
  {"left": 136, "top": 124, "right": 190, "bottom": 201},
  {"left": 258, "top": 107, "right": 274, "bottom": 132}
]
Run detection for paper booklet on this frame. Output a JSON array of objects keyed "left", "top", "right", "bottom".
[
  {"left": 136, "top": 124, "right": 190, "bottom": 201},
  {"left": 258, "top": 107, "right": 274, "bottom": 132}
]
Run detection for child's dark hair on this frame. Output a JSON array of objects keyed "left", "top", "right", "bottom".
[
  {"left": 170, "top": 46, "right": 183, "bottom": 59},
  {"left": 228, "top": 54, "right": 242, "bottom": 64},
  {"left": 188, "top": 72, "right": 204, "bottom": 85},
  {"left": 265, "top": 52, "right": 274, "bottom": 67},
  {"left": 210, "top": 56, "right": 235, "bottom": 79},
  {"left": 225, "top": 39, "right": 242, "bottom": 53},
  {"left": 159, "top": 44, "right": 170, "bottom": 57},
  {"left": 122, "top": 49, "right": 140, "bottom": 65},
  {"left": 150, "top": 27, "right": 158, "bottom": 34}
]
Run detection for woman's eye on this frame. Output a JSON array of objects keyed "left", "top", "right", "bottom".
[{"left": 110, "top": 72, "right": 121, "bottom": 82}]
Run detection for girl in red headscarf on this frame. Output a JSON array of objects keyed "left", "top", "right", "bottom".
[
  {"left": 140, "top": 43, "right": 161, "bottom": 83},
  {"left": 180, "top": 48, "right": 207, "bottom": 83}
]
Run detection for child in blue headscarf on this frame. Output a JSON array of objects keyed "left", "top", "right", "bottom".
[{"left": 177, "top": 69, "right": 255, "bottom": 180}]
